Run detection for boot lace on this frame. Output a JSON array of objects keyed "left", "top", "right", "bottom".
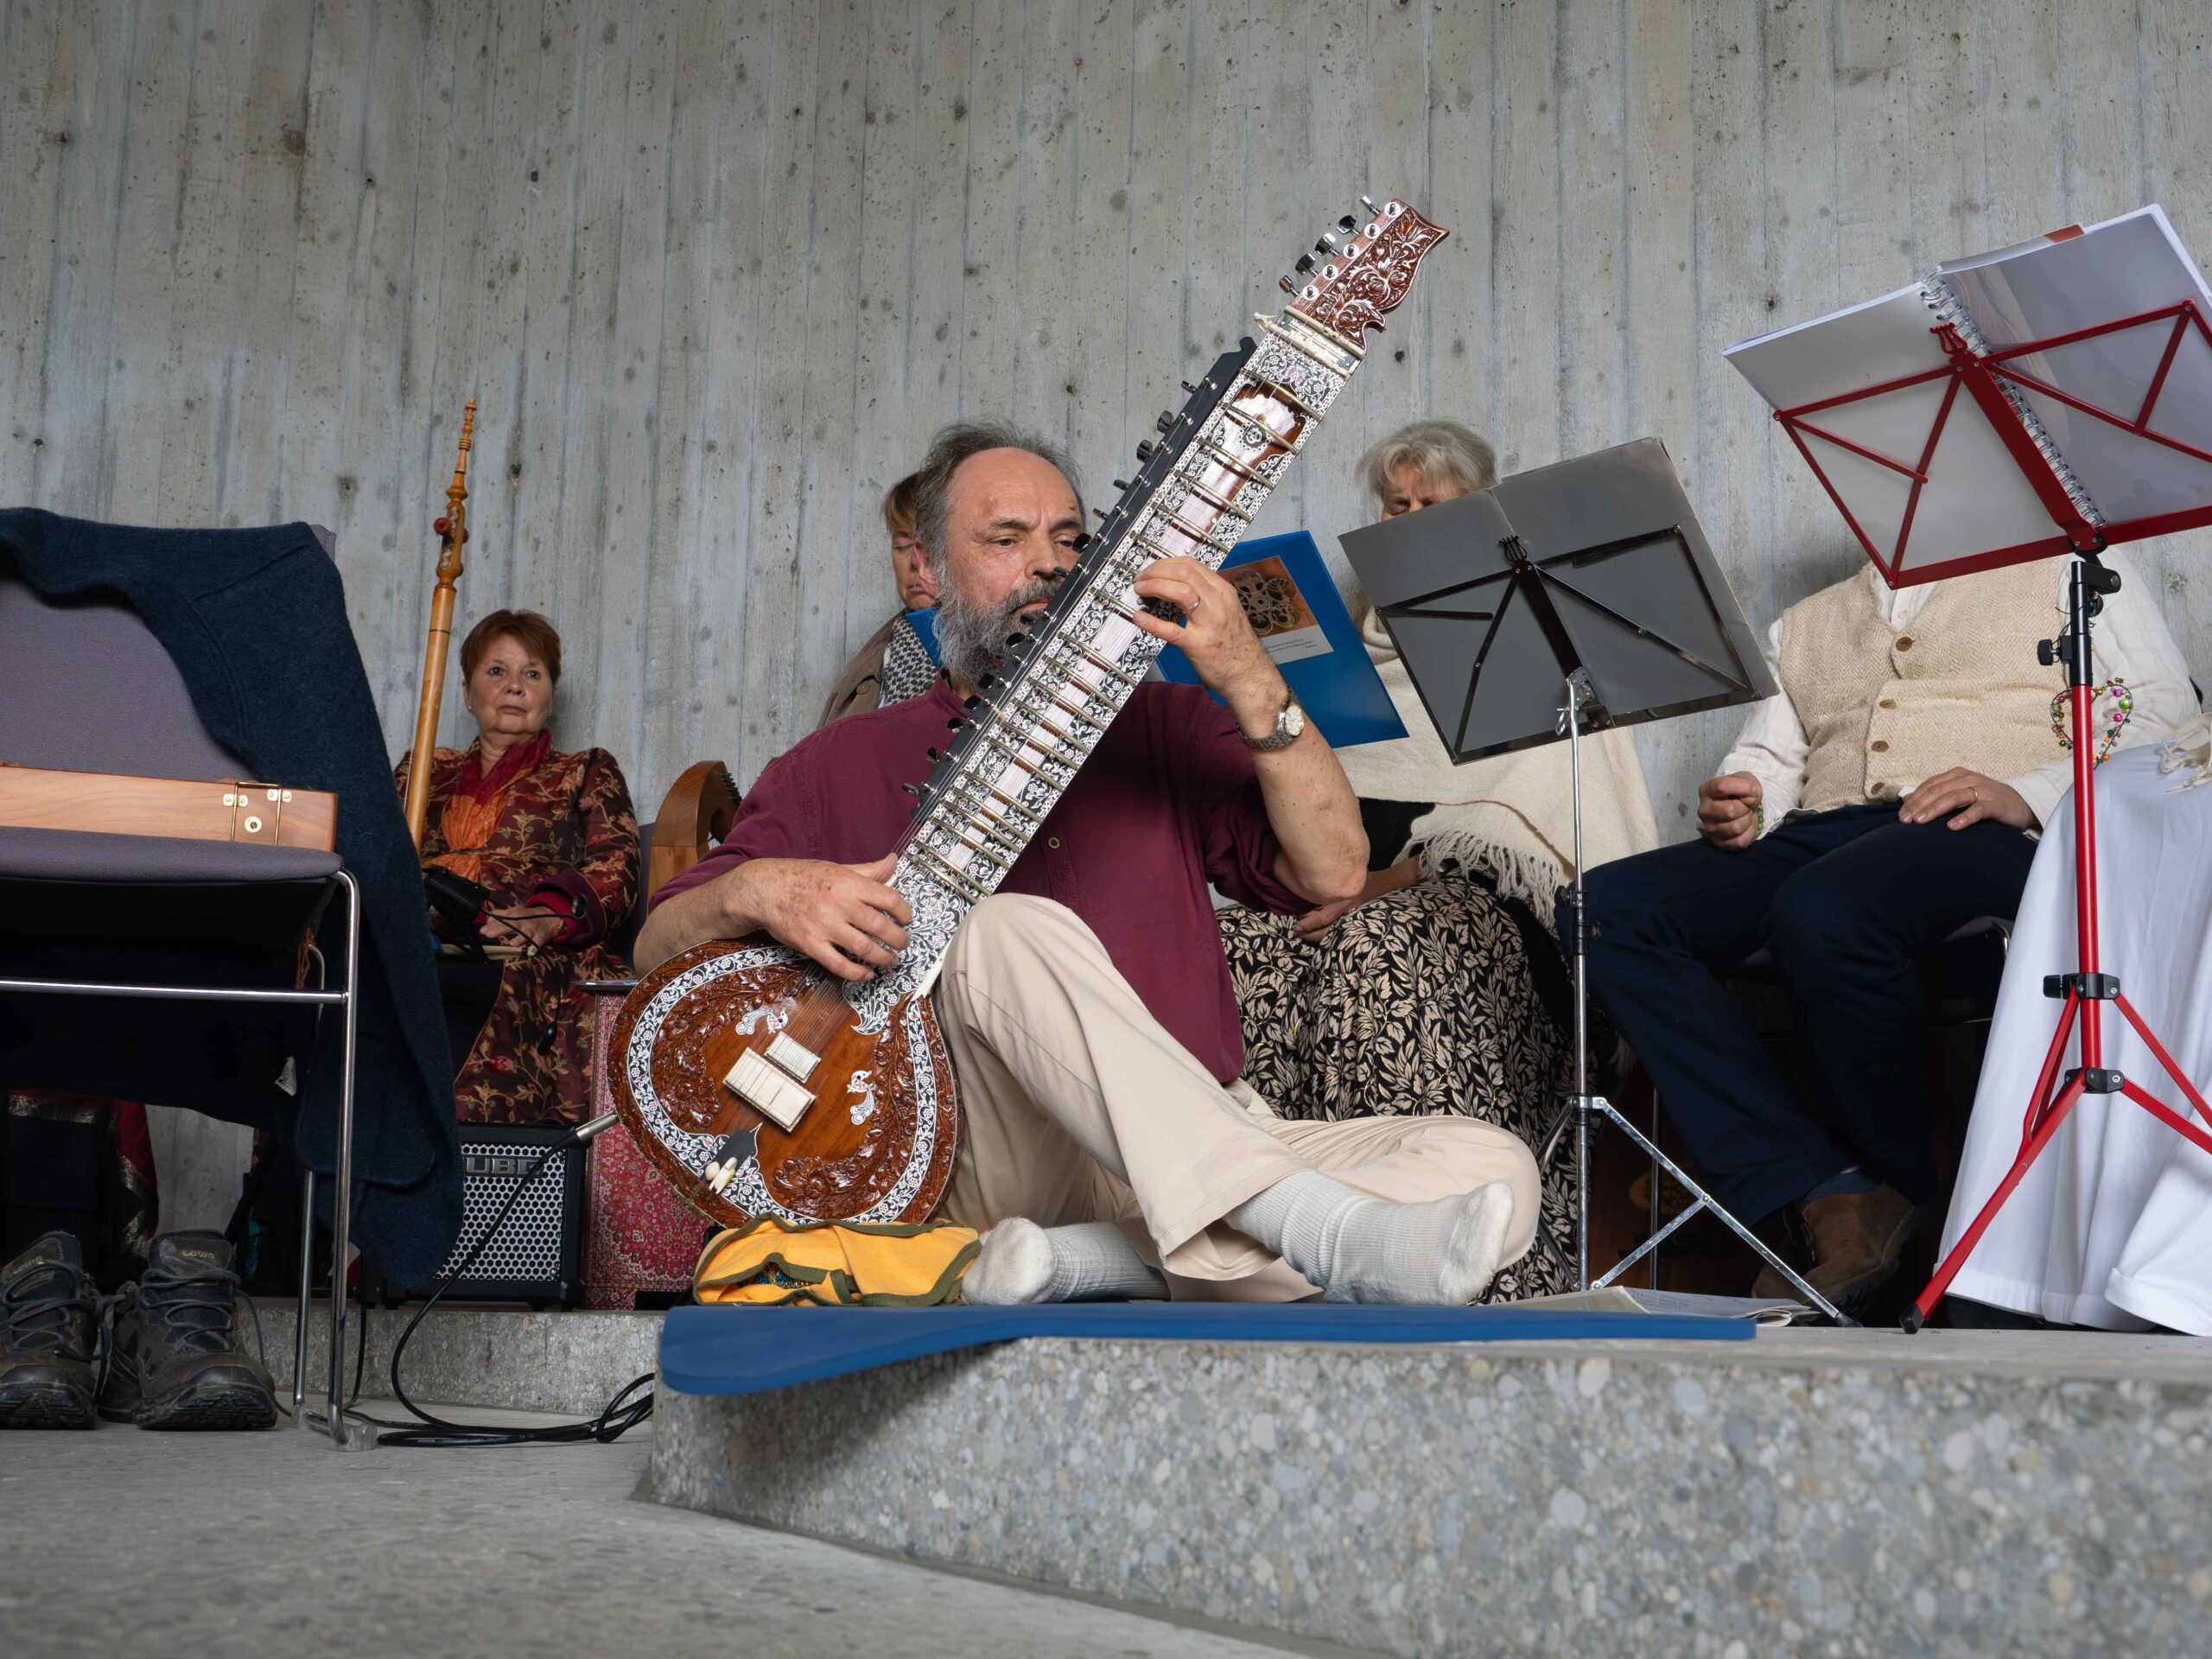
[
  {"left": 3, "top": 1267, "right": 100, "bottom": 1362},
  {"left": 135, "top": 1256, "right": 247, "bottom": 1355}
]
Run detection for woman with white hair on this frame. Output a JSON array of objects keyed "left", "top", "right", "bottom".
[{"left": 1214, "top": 420, "right": 1662, "bottom": 1300}]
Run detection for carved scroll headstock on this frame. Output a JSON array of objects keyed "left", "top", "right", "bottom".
[
  {"left": 431, "top": 397, "right": 476, "bottom": 583},
  {"left": 1278, "top": 199, "right": 1448, "bottom": 349}
]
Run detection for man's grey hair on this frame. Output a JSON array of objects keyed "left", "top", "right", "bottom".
[
  {"left": 908, "top": 421, "right": 1084, "bottom": 576},
  {"left": 1354, "top": 419, "right": 1498, "bottom": 505}
]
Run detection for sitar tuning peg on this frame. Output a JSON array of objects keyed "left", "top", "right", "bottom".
[
  {"left": 1092, "top": 505, "right": 1109, "bottom": 520},
  {"left": 1135, "top": 441, "right": 1156, "bottom": 462},
  {"left": 1112, "top": 478, "right": 1130, "bottom": 492},
  {"left": 1360, "top": 194, "right": 1381, "bottom": 216},
  {"left": 962, "top": 696, "right": 982, "bottom": 711},
  {"left": 901, "top": 781, "right": 924, "bottom": 796},
  {"left": 925, "top": 747, "right": 941, "bottom": 762},
  {"left": 1337, "top": 213, "right": 1357, "bottom": 232},
  {"left": 1180, "top": 380, "right": 1197, "bottom": 393},
  {"left": 1279, "top": 276, "right": 1297, "bottom": 295},
  {"left": 947, "top": 717, "right": 968, "bottom": 732}
]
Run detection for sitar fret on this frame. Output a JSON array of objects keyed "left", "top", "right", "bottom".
[{"left": 894, "top": 198, "right": 1446, "bottom": 931}]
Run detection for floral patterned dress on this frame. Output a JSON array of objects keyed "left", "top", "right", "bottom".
[{"left": 394, "top": 735, "right": 640, "bottom": 1124}]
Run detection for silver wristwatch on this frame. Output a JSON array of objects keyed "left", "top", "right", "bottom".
[{"left": 1242, "top": 690, "right": 1307, "bottom": 753}]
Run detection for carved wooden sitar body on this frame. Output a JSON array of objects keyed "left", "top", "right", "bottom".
[{"left": 611, "top": 200, "right": 1448, "bottom": 1227}]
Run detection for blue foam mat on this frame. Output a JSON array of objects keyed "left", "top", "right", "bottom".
[{"left": 659, "top": 1302, "right": 1752, "bottom": 1396}]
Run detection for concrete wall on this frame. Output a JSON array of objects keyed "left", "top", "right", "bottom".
[{"left": 4, "top": 0, "right": 2208, "bottom": 831}]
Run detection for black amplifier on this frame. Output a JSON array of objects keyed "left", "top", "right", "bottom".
[{"left": 388, "top": 1122, "right": 588, "bottom": 1306}]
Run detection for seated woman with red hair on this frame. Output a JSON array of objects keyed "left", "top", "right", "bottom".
[{"left": 395, "top": 609, "right": 640, "bottom": 1124}]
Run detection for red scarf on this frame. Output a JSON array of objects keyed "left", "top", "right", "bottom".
[{"left": 429, "top": 730, "right": 552, "bottom": 884}]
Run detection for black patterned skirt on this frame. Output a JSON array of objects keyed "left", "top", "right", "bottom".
[{"left": 1217, "top": 875, "right": 1579, "bottom": 1301}]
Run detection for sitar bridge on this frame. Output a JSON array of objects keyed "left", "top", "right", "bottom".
[{"left": 724, "top": 1031, "right": 823, "bottom": 1132}]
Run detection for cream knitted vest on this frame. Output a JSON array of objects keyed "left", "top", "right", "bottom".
[{"left": 1780, "top": 562, "right": 2065, "bottom": 814}]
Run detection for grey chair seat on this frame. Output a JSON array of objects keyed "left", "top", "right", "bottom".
[{"left": 0, "top": 824, "right": 342, "bottom": 884}]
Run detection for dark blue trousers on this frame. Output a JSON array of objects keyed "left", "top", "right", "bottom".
[{"left": 1565, "top": 805, "right": 2036, "bottom": 1224}]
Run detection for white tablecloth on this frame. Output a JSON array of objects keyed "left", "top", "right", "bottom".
[{"left": 1940, "top": 743, "right": 2212, "bottom": 1333}]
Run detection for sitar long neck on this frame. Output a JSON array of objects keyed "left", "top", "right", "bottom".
[
  {"left": 404, "top": 399, "right": 477, "bottom": 849},
  {"left": 845, "top": 200, "right": 1445, "bottom": 1019}
]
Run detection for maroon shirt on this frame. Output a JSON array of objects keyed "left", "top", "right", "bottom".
[{"left": 652, "top": 677, "right": 1306, "bottom": 1082}]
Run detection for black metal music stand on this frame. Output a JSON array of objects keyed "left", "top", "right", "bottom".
[{"left": 1338, "top": 439, "right": 1849, "bottom": 1318}]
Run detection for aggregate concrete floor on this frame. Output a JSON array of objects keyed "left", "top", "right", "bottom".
[{"left": 0, "top": 1406, "right": 1342, "bottom": 1659}]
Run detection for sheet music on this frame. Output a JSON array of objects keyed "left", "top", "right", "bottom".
[
  {"left": 1937, "top": 205, "right": 2212, "bottom": 528},
  {"left": 1724, "top": 288, "right": 2061, "bottom": 578}
]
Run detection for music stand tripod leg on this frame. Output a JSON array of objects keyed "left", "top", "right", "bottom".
[
  {"left": 1556, "top": 673, "right": 1853, "bottom": 1326},
  {"left": 1904, "top": 552, "right": 2212, "bottom": 1332}
]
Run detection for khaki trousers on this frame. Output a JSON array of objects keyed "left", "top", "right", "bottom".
[{"left": 933, "top": 894, "right": 1541, "bottom": 1301}]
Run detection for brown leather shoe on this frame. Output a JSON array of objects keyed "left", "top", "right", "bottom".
[{"left": 1751, "top": 1183, "right": 1920, "bottom": 1309}]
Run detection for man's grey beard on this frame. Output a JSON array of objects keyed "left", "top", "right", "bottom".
[{"left": 931, "top": 575, "right": 1057, "bottom": 685}]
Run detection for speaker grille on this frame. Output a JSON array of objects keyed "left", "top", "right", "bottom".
[{"left": 441, "top": 1136, "right": 570, "bottom": 1283}]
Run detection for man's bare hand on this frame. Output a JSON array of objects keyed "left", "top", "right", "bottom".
[
  {"left": 1128, "top": 556, "right": 1282, "bottom": 730},
  {"left": 733, "top": 855, "right": 912, "bottom": 982},
  {"left": 1697, "top": 772, "right": 1764, "bottom": 850},
  {"left": 1899, "top": 768, "right": 2036, "bottom": 832}
]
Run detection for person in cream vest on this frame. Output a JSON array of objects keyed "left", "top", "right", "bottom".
[{"left": 1572, "top": 550, "right": 2198, "bottom": 1313}]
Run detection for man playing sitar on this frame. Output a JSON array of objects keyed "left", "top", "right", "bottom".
[{"left": 639, "top": 423, "right": 1539, "bottom": 1305}]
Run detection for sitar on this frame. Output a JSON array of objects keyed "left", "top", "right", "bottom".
[{"left": 611, "top": 199, "right": 1448, "bottom": 1226}]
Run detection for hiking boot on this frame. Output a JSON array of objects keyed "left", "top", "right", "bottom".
[
  {"left": 1751, "top": 1183, "right": 1922, "bottom": 1312},
  {"left": 0, "top": 1231, "right": 103, "bottom": 1428},
  {"left": 99, "top": 1232, "right": 276, "bottom": 1430}
]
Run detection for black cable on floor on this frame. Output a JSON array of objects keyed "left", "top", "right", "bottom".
[{"left": 365, "top": 1114, "right": 656, "bottom": 1449}]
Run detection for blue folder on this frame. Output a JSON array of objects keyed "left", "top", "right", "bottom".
[
  {"left": 905, "top": 607, "right": 941, "bottom": 664},
  {"left": 1155, "top": 531, "right": 1407, "bottom": 748},
  {"left": 659, "top": 1301, "right": 1751, "bottom": 1396}
]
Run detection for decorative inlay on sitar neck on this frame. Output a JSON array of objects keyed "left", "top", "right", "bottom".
[
  {"left": 613, "top": 199, "right": 1448, "bottom": 1229},
  {"left": 861, "top": 200, "right": 1448, "bottom": 1016}
]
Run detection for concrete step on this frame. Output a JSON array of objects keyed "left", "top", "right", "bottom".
[
  {"left": 259, "top": 1303, "right": 658, "bottom": 1417},
  {"left": 647, "top": 1325, "right": 2212, "bottom": 1659}
]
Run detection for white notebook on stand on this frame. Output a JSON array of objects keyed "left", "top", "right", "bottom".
[{"left": 1726, "top": 205, "right": 2212, "bottom": 584}]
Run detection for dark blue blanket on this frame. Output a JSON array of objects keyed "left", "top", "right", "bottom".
[
  {"left": 660, "top": 1302, "right": 1753, "bottom": 1395},
  {"left": 2, "top": 508, "right": 459, "bottom": 1282}
]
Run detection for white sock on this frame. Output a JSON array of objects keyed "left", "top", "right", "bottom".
[
  {"left": 963, "top": 1219, "right": 1168, "bottom": 1306},
  {"left": 1226, "top": 1169, "right": 1516, "bottom": 1305}
]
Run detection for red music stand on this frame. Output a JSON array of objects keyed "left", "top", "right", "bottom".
[
  {"left": 1765, "top": 292, "right": 2212, "bottom": 1332},
  {"left": 1775, "top": 300, "right": 2212, "bottom": 586}
]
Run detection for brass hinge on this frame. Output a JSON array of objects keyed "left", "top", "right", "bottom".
[{"left": 222, "top": 781, "right": 295, "bottom": 844}]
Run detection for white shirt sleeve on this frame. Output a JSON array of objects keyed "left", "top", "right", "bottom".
[
  {"left": 2000, "top": 550, "right": 2203, "bottom": 830},
  {"left": 1717, "top": 616, "right": 1808, "bottom": 830}
]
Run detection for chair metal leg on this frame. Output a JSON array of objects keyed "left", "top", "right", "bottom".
[
  {"left": 291, "top": 1165, "right": 315, "bottom": 1426},
  {"left": 324, "top": 869, "right": 364, "bottom": 1446}
]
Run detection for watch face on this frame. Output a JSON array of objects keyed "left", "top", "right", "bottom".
[{"left": 1283, "top": 702, "right": 1306, "bottom": 738}]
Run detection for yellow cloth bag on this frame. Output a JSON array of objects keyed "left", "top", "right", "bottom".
[{"left": 692, "top": 1217, "right": 980, "bottom": 1307}]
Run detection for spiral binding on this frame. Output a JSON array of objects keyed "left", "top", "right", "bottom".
[{"left": 1921, "top": 275, "right": 2105, "bottom": 531}]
